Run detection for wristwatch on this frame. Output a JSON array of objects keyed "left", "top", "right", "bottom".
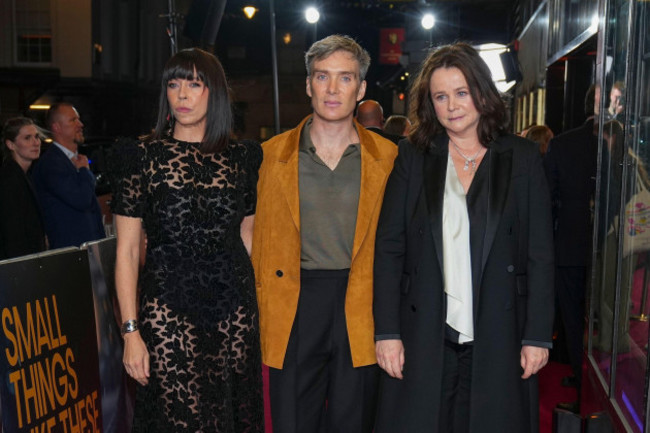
[{"left": 121, "top": 319, "right": 138, "bottom": 336}]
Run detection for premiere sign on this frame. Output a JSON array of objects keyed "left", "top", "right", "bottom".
[{"left": 0, "top": 250, "right": 103, "bottom": 432}]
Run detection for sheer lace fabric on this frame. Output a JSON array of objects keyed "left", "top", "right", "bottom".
[{"left": 112, "top": 137, "right": 264, "bottom": 432}]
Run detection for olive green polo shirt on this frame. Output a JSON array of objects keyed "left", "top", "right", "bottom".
[{"left": 298, "top": 119, "right": 361, "bottom": 270}]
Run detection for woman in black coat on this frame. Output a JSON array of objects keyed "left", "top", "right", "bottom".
[
  {"left": 373, "top": 43, "right": 554, "bottom": 433},
  {"left": 0, "top": 117, "right": 47, "bottom": 260}
]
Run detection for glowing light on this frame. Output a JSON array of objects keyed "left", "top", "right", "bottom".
[
  {"left": 243, "top": 6, "right": 257, "bottom": 19},
  {"left": 421, "top": 13, "right": 435, "bottom": 30},
  {"left": 478, "top": 43, "right": 516, "bottom": 92},
  {"left": 29, "top": 104, "right": 50, "bottom": 110},
  {"left": 283, "top": 33, "right": 292, "bottom": 45},
  {"left": 305, "top": 7, "right": 320, "bottom": 24},
  {"left": 588, "top": 14, "right": 599, "bottom": 33}
]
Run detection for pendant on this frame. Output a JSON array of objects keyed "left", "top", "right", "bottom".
[{"left": 463, "top": 160, "right": 470, "bottom": 171}]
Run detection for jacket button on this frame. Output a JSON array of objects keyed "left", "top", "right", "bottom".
[
  {"left": 276, "top": 270, "right": 283, "bottom": 277},
  {"left": 411, "top": 305, "right": 417, "bottom": 312},
  {"left": 507, "top": 265, "right": 515, "bottom": 273},
  {"left": 418, "top": 228, "right": 424, "bottom": 235}
]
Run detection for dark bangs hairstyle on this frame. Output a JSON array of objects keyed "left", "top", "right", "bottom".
[
  {"left": 408, "top": 42, "right": 508, "bottom": 151},
  {"left": 146, "top": 48, "right": 232, "bottom": 154}
]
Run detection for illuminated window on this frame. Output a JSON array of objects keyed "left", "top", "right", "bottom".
[{"left": 14, "top": 0, "right": 52, "bottom": 64}]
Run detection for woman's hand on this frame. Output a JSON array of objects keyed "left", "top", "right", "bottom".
[
  {"left": 520, "top": 345, "right": 549, "bottom": 379},
  {"left": 123, "top": 331, "right": 150, "bottom": 385},
  {"left": 376, "top": 339, "right": 405, "bottom": 379}
]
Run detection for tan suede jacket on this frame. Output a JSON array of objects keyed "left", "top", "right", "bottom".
[{"left": 251, "top": 116, "right": 398, "bottom": 369}]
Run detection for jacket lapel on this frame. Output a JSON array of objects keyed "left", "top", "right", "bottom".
[
  {"left": 351, "top": 122, "right": 391, "bottom": 260},
  {"left": 50, "top": 144, "right": 78, "bottom": 172},
  {"left": 423, "top": 135, "right": 449, "bottom": 273},
  {"left": 422, "top": 134, "right": 512, "bottom": 325},
  {"left": 481, "top": 139, "right": 512, "bottom": 273},
  {"left": 274, "top": 118, "right": 306, "bottom": 231}
]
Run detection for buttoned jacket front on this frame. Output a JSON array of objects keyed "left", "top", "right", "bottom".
[
  {"left": 251, "top": 115, "right": 398, "bottom": 369},
  {"left": 373, "top": 133, "right": 555, "bottom": 432}
]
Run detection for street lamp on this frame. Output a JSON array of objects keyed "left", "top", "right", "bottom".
[
  {"left": 421, "top": 13, "right": 435, "bottom": 30},
  {"left": 305, "top": 6, "right": 320, "bottom": 41},
  {"left": 421, "top": 12, "right": 435, "bottom": 46},
  {"left": 270, "top": 0, "right": 280, "bottom": 134},
  {"left": 243, "top": 1, "right": 280, "bottom": 133},
  {"left": 305, "top": 7, "right": 320, "bottom": 24}
]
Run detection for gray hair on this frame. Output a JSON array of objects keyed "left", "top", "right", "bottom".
[{"left": 305, "top": 34, "right": 371, "bottom": 80}]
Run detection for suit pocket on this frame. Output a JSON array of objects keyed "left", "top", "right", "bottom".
[
  {"left": 516, "top": 275, "right": 527, "bottom": 296},
  {"left": 400, "top": 273, "right": 411, "bottom": 295}
]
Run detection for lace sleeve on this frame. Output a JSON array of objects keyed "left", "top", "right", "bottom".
[
  {"left": 110, "top": 137, "right": 146, "bottom": 218},
  {"left": 241, "top": 139, "right": 263, "bottom": 216}
]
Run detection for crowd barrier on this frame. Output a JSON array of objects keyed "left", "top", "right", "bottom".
[{"left": 0, "top": 237, "right": 133, "bottom": 433}]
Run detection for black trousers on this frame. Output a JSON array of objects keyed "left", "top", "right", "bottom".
[
  {"left": 556, "top": 266, "right": 586, "bottom": 390},
  {"left": 439, "top": 340, "right": 473, "bottom": 433},
  {"left": 268, "top": 269, "right": 379, "bottom": 433}
]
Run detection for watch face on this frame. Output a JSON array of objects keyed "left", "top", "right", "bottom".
[{"left": 121, "top": 320, "right": 138, "bottom": 335}]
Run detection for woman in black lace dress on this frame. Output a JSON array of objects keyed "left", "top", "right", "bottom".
[{"left": 113, "top": 48, "right": 264, "bottom": 432}]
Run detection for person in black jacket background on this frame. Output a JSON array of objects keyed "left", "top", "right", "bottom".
[
  {"left": 543, "top": 86, "right": 599, "bottom": 411},
  {"left": 0, "top": 117, "right": 47, "bottom": 260}
]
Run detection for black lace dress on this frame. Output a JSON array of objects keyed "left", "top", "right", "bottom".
[{"left": 112, "top": 136, "right": 264, "bottom": 432}]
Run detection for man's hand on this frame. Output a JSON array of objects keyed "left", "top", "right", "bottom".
[
  {"left": 72, "top": 154, "right": 90, "bottom": 170},
  {"left": 376, "top": 339, "right": 405, "bottom": 379},
  {"left": 520, "top": 345, "right": 549, "bottom": 379}
]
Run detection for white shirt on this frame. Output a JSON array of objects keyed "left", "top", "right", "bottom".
[
  {"left": 442, "top": 154, "right": 474, "bottom": 343},
  {"left": 52, "top": 141, "right": 77, "bottom": 160}
]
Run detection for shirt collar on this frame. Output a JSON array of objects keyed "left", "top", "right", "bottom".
[
  {"left": 299, "top": 118, "right": 360, "bottom": 153},
  {"left": 299, "top": 118, "right": 313, "bottom": 152},
  {"left": 52, "top": 141, "right": 77, "bottom": 159}
]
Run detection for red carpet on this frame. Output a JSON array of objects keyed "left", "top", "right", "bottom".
[
  {"left": 263, "top": 365, "right": 272, "bottom": 432},
  {"left": 538, "top": 361, "right": 578, "bottom": 433},
  {"left": 262, "top": 361, "right": 576, "bottom": 432}
]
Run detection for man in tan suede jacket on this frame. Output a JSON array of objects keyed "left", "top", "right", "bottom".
[{"left": 251, "top": 35, "right": 397, "bottom": 432}]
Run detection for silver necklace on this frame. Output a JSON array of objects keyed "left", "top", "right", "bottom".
[{"left": 450, "top": 140, "right": 483, "bottom": 173}]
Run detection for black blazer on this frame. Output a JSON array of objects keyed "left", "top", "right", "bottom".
[
  {"left": 373, "top": 133, "right": 554, "bottom": 433},
  {"left": 0, "top": 159, "right": 47, "bottom": 259},
  {"left": 366, "top": 126, "right": 402, "bottom": 145},
  {"left": 31, "top": 145, "right": 105, "bottom": 249},
  {"left": 543, "top": 119, "right": 598, "bottom": 266}
]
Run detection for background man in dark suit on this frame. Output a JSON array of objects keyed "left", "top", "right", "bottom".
[
  {"left": 543, "top": 86, "right": 599, "bottom": 410},
  {"left": 356, "top": 99, "right": 401, "bottom": 144},
  {"left": 32, "top": 102, "right": 105, "bottom": 248}
]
